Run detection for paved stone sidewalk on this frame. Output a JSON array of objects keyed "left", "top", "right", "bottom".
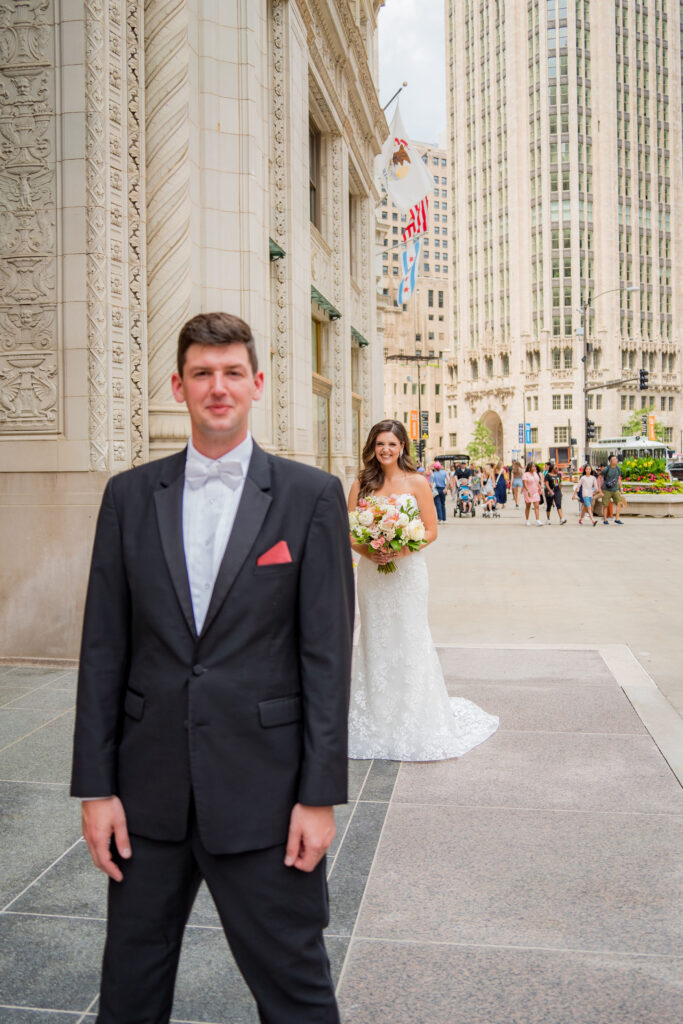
[{"left": 1, "top": 650, "right": 682, "bottom": 1023}]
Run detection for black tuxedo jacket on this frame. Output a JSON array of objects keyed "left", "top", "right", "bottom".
[{"left": 71, "top": 443, "right": 354, "bottom": 855}]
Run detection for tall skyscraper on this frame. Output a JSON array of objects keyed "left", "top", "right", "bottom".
[{"left": 446, "top": 0, "right": 683, "bottom": 463}]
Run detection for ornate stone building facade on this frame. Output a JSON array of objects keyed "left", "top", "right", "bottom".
[{"left": 0, "top": 0, "right": 386, "bottom": 659}]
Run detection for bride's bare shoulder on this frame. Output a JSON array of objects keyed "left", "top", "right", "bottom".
[{"left": 410, "top": 473, "right": 432, "bottom": 497}]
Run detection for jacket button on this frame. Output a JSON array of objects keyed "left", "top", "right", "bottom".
[
  {"left": 183, "top": 720, "right": 189, "bottom": 729},
  {"left": 192, "top": 664, "right": 206, "bottom": 676}
]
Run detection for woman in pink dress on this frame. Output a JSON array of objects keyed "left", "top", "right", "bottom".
[{"left": 522, "top": 461, "right": 543, "bottom": 526}]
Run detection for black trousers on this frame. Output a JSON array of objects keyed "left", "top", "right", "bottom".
[{"left": 97, "top": 819, "right": 339, "bottom": 1024}]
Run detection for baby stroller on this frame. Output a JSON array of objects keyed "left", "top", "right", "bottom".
[
  {"left": 481, "top": 481, "right": 500, "bottom": 518},
  {"left": 454, "top": 478, "right": 476, "bottom": 517}
]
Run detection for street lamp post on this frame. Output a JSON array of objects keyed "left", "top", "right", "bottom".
[
  {"left": 578, "top": 285, "right": 639, "bottom": 466},
  {"left": 386, "top": 352, "right": 440, "bottom": 463}
]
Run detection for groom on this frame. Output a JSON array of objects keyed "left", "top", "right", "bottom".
[{"left": 71, "top": 312, "right": 354, "bottom": 1023}]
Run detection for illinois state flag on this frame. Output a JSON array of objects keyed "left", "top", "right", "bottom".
[
  {"left": 397, "top": 238, "right": 422, "bottom": 305},
  {"left": 375, "top": 105, "right": 434, "bottom": 211}
]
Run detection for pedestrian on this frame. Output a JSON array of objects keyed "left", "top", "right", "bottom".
[
  {"left": 522, "top": 461, "right": 543, "bottom": 525},
  {"left": 71, "top": 312, "right": 354, "bottom": 1024},
  {"left": 573, "top": 464, "right": 601, "bottom": 525},
  {"left": 471, "top": 464, "right": 482, "bottom": 506},
  {"left": 431, "top": 460, "right": 448, "bottom": 523},
  {"left": 543, "top": 460, "right": 567, "bottom": 524},
  {"left": 510, "top": 460, "right": 524, "bottom": 507},
  {"left": 601, "top": 454, "right": 626, "bottom": 525},
  {"left": 493, "top": 460, "right": 508, "bottom": 507},
  {"left": 481, "top": 467, "right": 496, "bottom": 517}
]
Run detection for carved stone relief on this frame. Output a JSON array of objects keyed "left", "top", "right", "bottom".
[
  {"left": 270, "top": 0, "right": 290, "bottom": 452},
  {"left": 0, "top": 0, "right": 58, "bottom": 433},
  {"left": 144, "top": 0, "right": 191, "bottom": 407},
  {"left": 329, "top": 133, "right": 344, "bottom": 452}
]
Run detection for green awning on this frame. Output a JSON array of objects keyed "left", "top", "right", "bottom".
[
  {"left": 269, "top": 237, "right": 286, "bottom": 261},
  {"left": 351, "top": 326, "right": 369, "bottom": 348},
  {"left": 311, "top": 285, "right": 341, "bottom": 320}
]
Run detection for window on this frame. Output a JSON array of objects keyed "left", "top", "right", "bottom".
[
  {"left": 563, "top": 394, "right": 572, "bottom": 409},
  {"left": 661, "top": 397, "right": 667, "bottom": 411},
  {"left": 435, "top": 412, "right": 441, "bottom": 423},
  {"left": 564, "top": 347, "right": 572, "bottom": 369},
  {"left": 530, "top": 428, "right": 538, "bottom": 444},
  {"left": 552, "top": 394, "right": 561, "bottom": 410},
  {"left": 554, "top": 426, "right": 569, "bottom": 443},
  {"left": 449, "top": 433, "right": 457, "bottom": 446},
  {"left": 621, "top": 395, "right": 627, "bottom": 410},
  {"left": 596, "top": 394, "right": 602, "bottom": 410},
  {"left": 552, "top": 348, "right": 561, "bottom": 369},
  {"left": 502, "top": 354, "right": 509, "bottom": 376},
  {"left": 428, "top": 289, "right": 434, "bottom": 307},
  {"left": 629, "top": 395, "right": 635, "bottom": 410},
  {"left": 438, "top": 291, "right": 444, "bottom": 308},
  {"left": 309, "top": 124, "right": 321, "bottom": 228}
]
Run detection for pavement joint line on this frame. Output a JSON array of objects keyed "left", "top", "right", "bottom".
[
  {"left": 347, "top": 936, "right": 683, "bottom": 958},
  {"left": 75, "top": 994, "right": 100, "bottom": 1024},
  {"left": 0, "top": 779, "right": 69, "bottom": 786},
  {"left": 483, "top": 729, "right": 649, "bottom": 737},
  {"left": 0, "top": 1006, "right": 84, "bottom": 1017},
  {"left": 335, "top": 762, "right": 401, "bottom": 995},
  {"left": 0, "top": 706, "right": 74, "bottom": 754},
  {"left": 384, "top": 801, "right": 682, "bottom": 817},
  {"left": 1, "top": 836, "right": 84, "bottom": 913},
  {"left": 2, "top": 910, "right": 107, "bottom": 923}
]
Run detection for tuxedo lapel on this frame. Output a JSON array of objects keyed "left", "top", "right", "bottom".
[
  {"left": 200, "top": 443, "right": 272, "bottom": 637},
  {"left": 153, "top": 450, "right": 197, "bottom": 639}
]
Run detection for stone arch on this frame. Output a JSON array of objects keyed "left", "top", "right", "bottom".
[{"left": 481, "top": 410, "right": 504, "bottom": 458}]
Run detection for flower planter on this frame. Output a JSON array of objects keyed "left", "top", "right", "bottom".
[{"left": 621, "top": 493, "right": 683, "bottom": 517}]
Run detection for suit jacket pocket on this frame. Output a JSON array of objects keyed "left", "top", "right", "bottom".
[
  {"left": 258, "top": 695, "right": 302, "bottom": 728},
  {"left": 124, "top": 689, "right": 145, "bottom": 721},
  {"left": 253, "top": 562, "right": 298, "bottom": 575}
]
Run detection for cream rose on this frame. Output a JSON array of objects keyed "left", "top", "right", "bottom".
[{"left": 358, "top": 509, "right": 374, "bottom": 527}]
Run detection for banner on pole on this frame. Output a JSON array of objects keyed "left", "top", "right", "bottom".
[
  {"left": 375, "top": 105, "right": 434, "bottom": 211},
  {"left": 410, "top": 409, "right": 419, "bottom": 440},
  {"left": 397, "top": 238, "right": 422, "bottom": 305}
]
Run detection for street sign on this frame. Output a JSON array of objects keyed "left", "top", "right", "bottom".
[
  {"left": 409, "top": 409, "right": 419, "bottom": 440},
  {"left": 648, "top": 413, "right": 656, "bottom": 441},
  {"left": 525, "top": 424, "right": 531, "bottom": 445},
  {"left": 420, "top": 410, "right": 429, "bottom": 438},
  {"left": 518, "top": 423, "right": 524, "bottom": 443}
]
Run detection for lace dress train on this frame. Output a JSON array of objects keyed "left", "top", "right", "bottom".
[{"left": 348, "top": 531, "right": 498, "bottom": 761}]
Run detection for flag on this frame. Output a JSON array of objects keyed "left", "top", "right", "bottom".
[
  {"left": 375, "top": 105, "right": 434, "bottom": 211},
  {"left": 402, "top": 197, "right": 429, "bottom": 243},
  {"left": 397, "top": 238, "right": 422, "bottom": 305}
]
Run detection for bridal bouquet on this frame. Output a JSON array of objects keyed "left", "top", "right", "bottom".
[{"left": 349, "top": 495, "right": 427, "bottom": 574}]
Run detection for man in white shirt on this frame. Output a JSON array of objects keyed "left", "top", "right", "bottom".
[{"left": 71, "top": 312, "right": 354, "bottom": 1023}]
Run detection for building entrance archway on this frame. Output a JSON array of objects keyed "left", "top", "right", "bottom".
[{"left": 481, "top": 410, "right": 504, "bottom": 458}]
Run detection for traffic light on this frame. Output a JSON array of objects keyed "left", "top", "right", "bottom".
[
  {"left": 639, "top": 368, "right": 649, "bottom": 390},
  {"left": 585, "top": 419, "right": 596, "bottom": 440}
]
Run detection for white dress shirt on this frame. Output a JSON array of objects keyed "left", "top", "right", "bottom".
[{"left": 183, "top": 432, "right": 253, "bottom": 634}]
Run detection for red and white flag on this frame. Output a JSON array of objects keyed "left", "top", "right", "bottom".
[{"left": 402, "top": 197, "right": 429, "bottom": 243}]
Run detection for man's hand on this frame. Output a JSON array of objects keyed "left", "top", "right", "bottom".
[
  {"left": 81, "top": 796, "right": 131, "bottom": 882},
  {"left": 284, "top": 804, "right": 335, "bottom": 872}
]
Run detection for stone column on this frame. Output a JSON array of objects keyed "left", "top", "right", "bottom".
[{"left": 144, "top": 0, "right": 192, "bottom": 456}]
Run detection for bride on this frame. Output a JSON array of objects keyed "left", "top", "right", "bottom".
[{"left": 347, "top": 419, "right": 499, "bottom": 761}]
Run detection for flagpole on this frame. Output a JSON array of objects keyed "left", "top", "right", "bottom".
[{"left": 382, "top": 81, "right": 408, "bottom": 112}]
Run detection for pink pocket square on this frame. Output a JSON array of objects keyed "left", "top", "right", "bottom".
[{"left": 257, "top": 540, "right": 293, "bottom": 566}]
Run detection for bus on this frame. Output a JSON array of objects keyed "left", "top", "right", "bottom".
[{"left": 588, "top": 436, "right": 674, "bottom": 467}]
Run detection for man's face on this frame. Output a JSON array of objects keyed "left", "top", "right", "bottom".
[{"left": 171, "top": 343, "right": 264, "bottom": 450}]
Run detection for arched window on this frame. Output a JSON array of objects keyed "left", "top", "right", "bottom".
[
  {"left": 564, "top": 347, "right": 573, "bottom": 368},
  {"left": 471, "top": 360, "right": 479, "bottom": 380},
  {"left": 552, "top": 347, "right": 561, "bottom": 369}
]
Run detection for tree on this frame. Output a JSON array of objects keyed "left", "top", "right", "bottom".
[
  {"left": 466, "top": 419, "right": 497, "bottom": 463},
  {"left": 621, "top": 408, "right": 669, "bottom": 443}
]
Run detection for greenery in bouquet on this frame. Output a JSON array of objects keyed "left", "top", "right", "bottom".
[{"left": 349, "top": 495, "right": 427, "bottom": 574}]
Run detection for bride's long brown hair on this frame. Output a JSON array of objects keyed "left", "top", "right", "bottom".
[{"left": 358, "top": 419, "right": 417, "bottom": 497}]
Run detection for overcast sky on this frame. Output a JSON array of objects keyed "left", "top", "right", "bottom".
[{"left": 378, "top": 0, "right": 447, "bottom": 146}]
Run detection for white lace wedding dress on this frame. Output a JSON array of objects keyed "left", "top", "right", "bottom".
[{"left": 348, "top": 494, "right": 499, "bottom": 761}]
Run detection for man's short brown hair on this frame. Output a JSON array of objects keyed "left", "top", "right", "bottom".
[{"left": 177, "top": 313, "right": 258, "bottom": 376}]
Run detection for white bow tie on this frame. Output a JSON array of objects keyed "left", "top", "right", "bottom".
[{"left": 185, "top": 456, "right": 243, "bottom": 490}]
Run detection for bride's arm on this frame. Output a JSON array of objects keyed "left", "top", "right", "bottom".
[{"left": 407, "top": 474, "right": 438, "bottom": 549}]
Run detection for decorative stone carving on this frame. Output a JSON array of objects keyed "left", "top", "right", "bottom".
[
  {"left": 85, "top": 0, "right": 109, "bottom": 468},
  {"left": 0, "top": 0, "right": 58, "bottom": 433},
  {"left": 270, "top": 0, "right": 290, "bottom": 452},
  {"left": 144, "top": 0, "right": 191, "bottom": 407},
  {"left": 329, "top": 134, "right": 344, "bottom": 452}
]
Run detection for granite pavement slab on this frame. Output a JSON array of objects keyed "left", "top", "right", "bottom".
[
  {"left": 438, "top": 646, "right": 615, "bottom": 685},
  {"left": 0, "top": 712, "right": 75, "bottom": 783},
  {"left": 392, "top": 731, "right": 683, "bottom": 813},
  {"left": 446, "top": 679, "right": 647, "bottom": 733},
  {"left": 337, "top": 941, "right": 683, "bottom": 1024},
  {"left": 0, "top": 709, "right": 66, "bottom": 750},
  {"left": 354, "top": 804, "right": 683, "bottom": 954}
]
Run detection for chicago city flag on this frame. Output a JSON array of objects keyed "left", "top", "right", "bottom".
[
  {"left": 375, "top": 105, "right": 434, "bottom": 211},
  {"left": 397, "top": 238, "right": 422, "bottom": 305}
]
